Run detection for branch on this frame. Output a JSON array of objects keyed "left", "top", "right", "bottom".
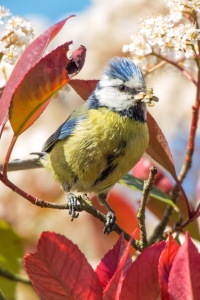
[
  {"left": 0, "top": 172, "right": 141, "bottom": 251},
  {"left": 78, "top": 195, "right": 141, "bottom": 250},
  {"left": 148, "top": 36, "right": 200, "bottom": 239},
  {"left": 137, "top": 166, "right": 157, "bottom": 250},
  {"left": 151, "top": 52, "right": 198, "bottom": 86},
  {"left": 0, "top": 157, "right": 42, "bottom": 172},
  {"left": 146, "top": 60, "right": 167, "bottom": 74},
  {"left": 148, "top": 185, "right": 180, "bottom": 245}
]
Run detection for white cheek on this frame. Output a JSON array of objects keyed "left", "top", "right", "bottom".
[{"left": 95, "top": 88, "right": 131, "bottom": 111}]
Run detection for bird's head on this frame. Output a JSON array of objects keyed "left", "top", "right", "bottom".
[{"left": 89, "top": 57, "right": 158, "bottom": 121}]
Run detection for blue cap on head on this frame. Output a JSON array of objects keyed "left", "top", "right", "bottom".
[{"left": 104, "top": 57, "right": 145, "bottom": 86}]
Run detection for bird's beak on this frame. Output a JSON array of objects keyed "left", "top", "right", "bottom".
[{"left": 134, "top": 88, "right": 159, "bottom": 107}]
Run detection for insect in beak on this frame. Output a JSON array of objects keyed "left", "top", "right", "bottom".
[{"left": 134, "top": 88, "right": 159, "bottom": 107}]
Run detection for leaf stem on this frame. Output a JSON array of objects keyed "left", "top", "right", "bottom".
[
  {"left": 2, "top": 135, "right": 17, "bottom": 179},
  {"left": 0, "top": 265, "right": 31, "bottom": 284}
]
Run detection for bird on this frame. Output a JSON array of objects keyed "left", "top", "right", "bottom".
[{"left": 39, "top": 56, "right": 158, "bottom": 234}]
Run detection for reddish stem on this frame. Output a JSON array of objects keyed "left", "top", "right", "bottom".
[
  {"left": 152, "top": 53, "right": 198, "bottom": 86},
  {"left": 176, "top": 35, "right": 200, "bottom": 229},
  {"left": 2, "top": 135, "right": 17, "bottom": 179},
  {"left": 0, "top": 172, "right": 68, "bottom": 209}
]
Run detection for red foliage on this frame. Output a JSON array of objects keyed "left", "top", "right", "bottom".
[
  {"left": 24, "top": 231, "right": 200, "bottom": 300},
  {"left": 158, "top": 233, "right": 180, "bottom": 300},
  {"left": 69, "top": 79, "right": 98, "bottom": 100},
  {"left": 146, "top": 113, "right": 177, "bottom": 182},
  {"left": 120, "top": 241, "right": 166, "bottom": 300},
  {"left": 95, "top": 233, "right": 132, "bottom": 290},
  {"left": 10, "top": 42, "right": 72, "bottom": 135},
  {"left": 108, "top": 190, "right": 140, "bottom": 239},
  {"left": 168, "top": 232, "right": 200, "bottom": 299},
  {"left": 0, "top": 16, "right": 74, "bottom": 135},
  {"left": 96, "top": 232, "right": 134, "bottom": 299},
  {"left": 132, "top": 157, "right": 173, "bottom": 194},
  {"left": 24, "top": 232, "right": 102, "bottom": 300}
]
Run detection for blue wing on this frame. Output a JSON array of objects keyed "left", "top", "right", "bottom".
[
  {"left": 42, "top": 116, "right": 86, "bottom": 152},
  {"left": 42, "top": 102, "right": 90, "bottom": 152},
  {"left": 58, "top": 116, "right": 85, "bottom": 140},
  {"left": 42, "top": 116, "right": 86, "bottom": 153}
]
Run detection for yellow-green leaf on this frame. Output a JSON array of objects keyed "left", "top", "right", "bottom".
[
  {"left": 0, "top": 220, "right": 23, "bottom": 300},
  {"left": 119, "top": 174, "right": 179, "bottom": 210}
]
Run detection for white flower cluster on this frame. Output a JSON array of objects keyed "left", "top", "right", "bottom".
[
  {"left": 165, "top": 0, "right": 200, "bottom": 16},
  {"left": 123, "top": 0, "right": 200, "bottom": 73},
  {"left": 0, "top": 6, "right": 34, "bottom": 66}
]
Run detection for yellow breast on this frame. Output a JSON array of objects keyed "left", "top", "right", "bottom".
[{"left": 43, "top": 108, "right": 149, "bottom": 194}]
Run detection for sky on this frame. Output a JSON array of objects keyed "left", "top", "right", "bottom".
[{"left": 3, "top": 0, "right": 91, "bottom": 23}]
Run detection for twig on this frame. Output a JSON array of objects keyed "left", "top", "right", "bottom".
[
  {"left": 149, "top": 26, "right": 200, "bottom": 238},
  {"left": 78, "top": 195, "right": 141, "bottom": 251},
  {"left": 0, "top": 265, "right": 31, "bottom": 284},
  {"left": 149, "top": 50, "right": 200, "bottom": 240},
  {"left": 151, "top": 52, "right": 198, "bottom": 86},
  {"left": 146, "top": 57, "right": 184, "bottom": 75},
  {"left": 0, "top": 172, "right": 141, "bottom": 251},
  {"left": 146, "top": 60, "right": 167, "bottom": 74},
  {"left": 148, "top": 185, "right": 180, "bottom": 245},
  {"left": 0, "top": 158, "right": 42, "bottom": 172},
  {"left": 137, "top": 166, "right": 157, "bottom": 250}
]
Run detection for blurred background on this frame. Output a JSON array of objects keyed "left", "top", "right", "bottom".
[{"left": 0, "top": 0, "right": 200, "bottom": 299}]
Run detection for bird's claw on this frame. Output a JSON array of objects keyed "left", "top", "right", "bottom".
[
  {"left": 67, "top": 193, "right": 79, "bottom": 221},
  {"left": 103, "top": 211, "right": 116, "bottom": 234}
]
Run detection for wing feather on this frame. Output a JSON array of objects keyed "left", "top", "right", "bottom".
[{"left": 42, "top": 103, "right": 89, "bottom": 152}]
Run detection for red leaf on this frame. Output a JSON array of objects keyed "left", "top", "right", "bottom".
[
  {"left": 146, "top": 112, "right": 177, "bottom": 181},
  {"left": 0, "top": 16, "right": 74, "bottom": 135},
  {"left": 9, "top": 42, "right": 71, "bottom": 135},
  {"left": 168, "top": 232, "right": 200, "bottom": 300},
  {"left": 158, "top": 233, "right": 180, "bottom": 300},
  {"left": 69, "top": 79, "right": 98, "bottom": 100},
  {"left": 108, "top": 190, "right": 140, "bottom": 247},
  {"left": 95, "top": 233, "right": 132, "bottom": 290},
  {"left": 120, "top": 241, "right": 166, "bottom": 300},
  {"left": 9, "top": 44, "right": 86, "bottom": 136},
  {"left": 103, "top": 231, "right": 137, "bottom": 300},
  {"left": 67, "top": 46, "right": 86, "bottom": 75},
  {"left": 24, "top": 232, "right": 102, "bottom": 300}
]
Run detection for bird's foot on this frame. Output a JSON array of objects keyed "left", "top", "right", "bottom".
[
  {"left": 103, "top": 211, "right": 116, "bottom": 234},
  {"left": 67, "top": 193, "right": 80, "bottom": 221}
]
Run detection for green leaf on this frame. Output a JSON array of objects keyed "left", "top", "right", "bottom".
[
  {"left": 119, "top": 174, "right": 179, "bottom": 211},
  {"left": 0, "top": 220, "right": 24, "bottom": 300}
]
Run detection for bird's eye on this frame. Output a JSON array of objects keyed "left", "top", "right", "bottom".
[{"left": 118, "top": 85, "right": 126, "bottom": 92}]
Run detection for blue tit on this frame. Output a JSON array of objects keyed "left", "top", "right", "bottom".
[{"left": 41, "top": 57, "right": 158, "bottom": 234}]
